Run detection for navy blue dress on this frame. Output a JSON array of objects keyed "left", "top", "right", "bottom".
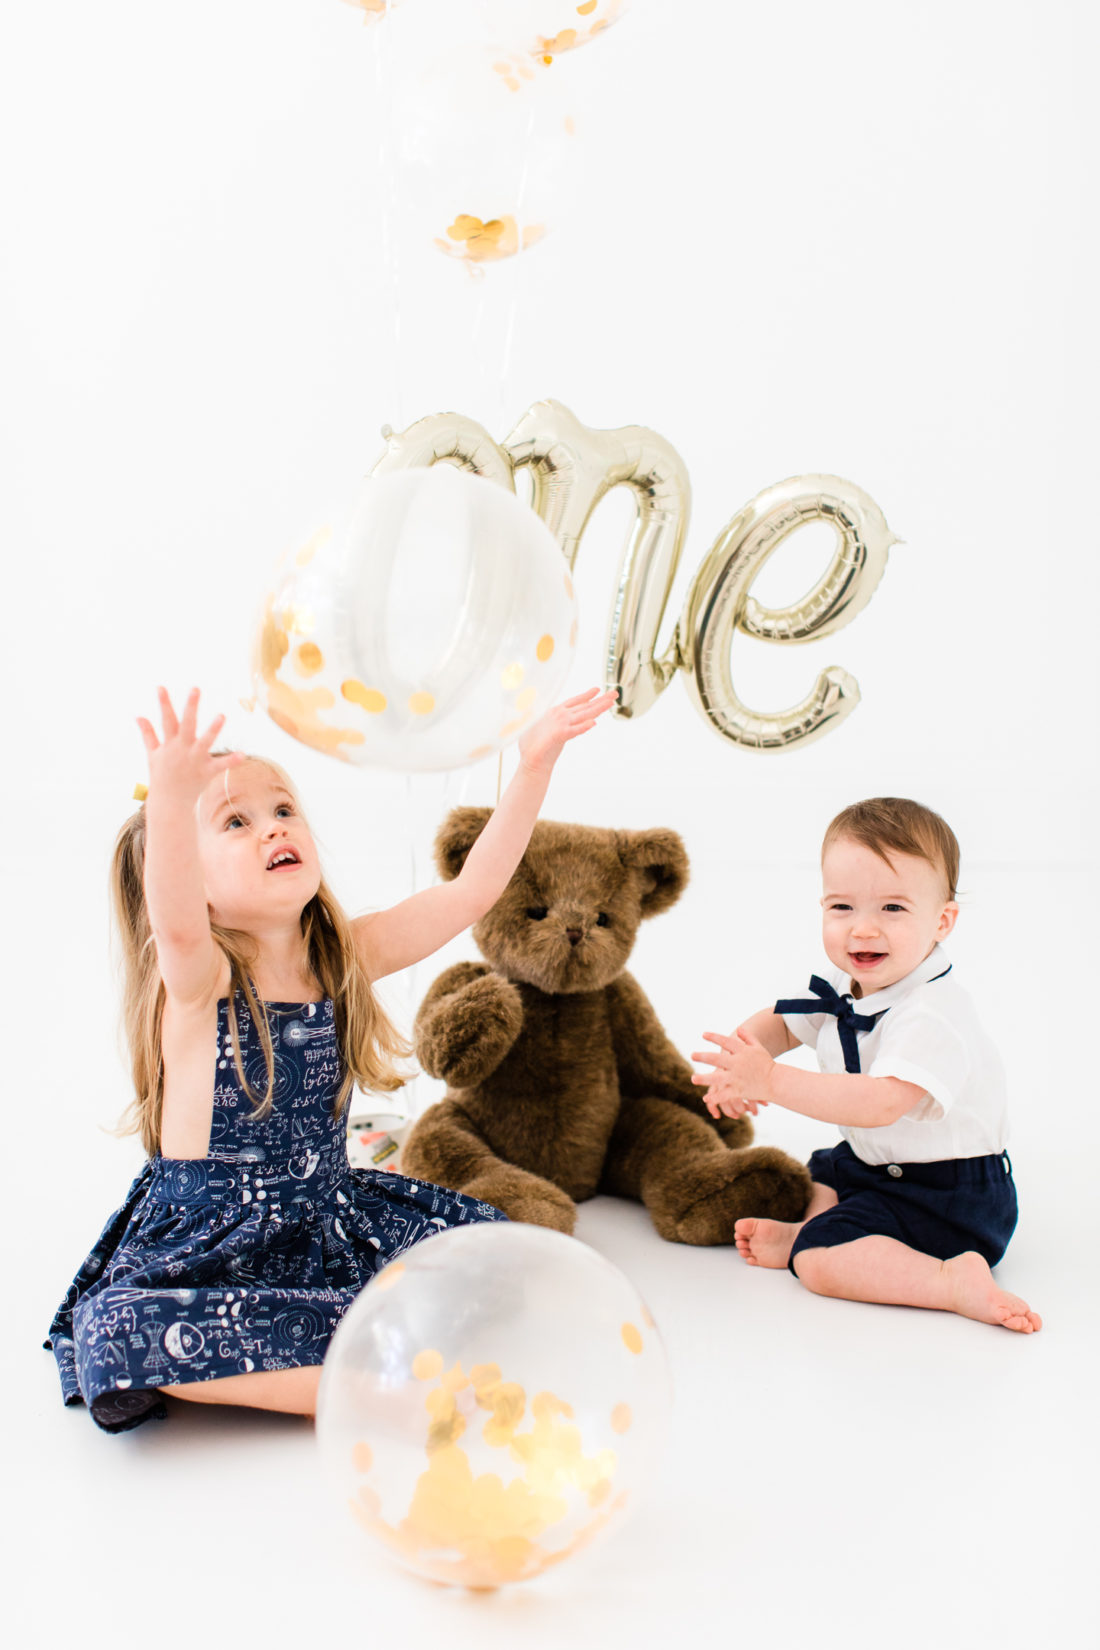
[{"left": 45, "top": 996, "right": 505, "bottom": 1432}]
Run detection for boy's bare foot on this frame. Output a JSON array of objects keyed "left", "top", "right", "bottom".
[
  {"left": 734, "top": 1217, "right": 801, "bottom": 1269},
  {"left": 942, "top": 1252, "right": 1042, "bottom": 1333}
]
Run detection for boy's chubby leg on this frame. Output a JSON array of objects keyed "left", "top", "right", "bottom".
[
  {"left": 791, "top": 1238, "right": 1041, "bottom": 1332},
  {"left": 735, "top": 1180, "right": 838, "bottom": 1268},
  {"left": 737, "top": 1203, "right": 1042, "bottom": 1333}
]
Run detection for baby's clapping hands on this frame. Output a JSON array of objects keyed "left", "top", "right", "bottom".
[{"left": 692, "top": 1029, "right": 775, "bottom": 1119}]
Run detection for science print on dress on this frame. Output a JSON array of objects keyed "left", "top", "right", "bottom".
[{"left": 45, "top": 993, "right": 506, "bottom": 1432}]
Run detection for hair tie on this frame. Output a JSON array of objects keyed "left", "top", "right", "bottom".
[{"left": 133, "top": 783, "right": 148, "bottom": 802}]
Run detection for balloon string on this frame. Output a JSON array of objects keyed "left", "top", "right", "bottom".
[
  {"left": 496, "top": 94, "right": 538, "bottom": 435},
  {"left": 375, "top": 0, "right": 404, "bottom": 432}
]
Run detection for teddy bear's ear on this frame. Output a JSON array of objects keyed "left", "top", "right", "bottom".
[
  {"left": 434, "top": 806, "right": 493, "bottom": 882},
  {"left": 617, "top": 827, "right": 689, "bottom": 917}
]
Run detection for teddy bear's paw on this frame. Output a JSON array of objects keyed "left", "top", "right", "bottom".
[
  {"left": 462, "top": 1171, "right": 578, "bottom": 1235},
  {"left": 415, "top": 974, "right": 525, "bottom": 1087},
  {"left": 649, "top": 1148, "right": 812, "bottom": 1246}
]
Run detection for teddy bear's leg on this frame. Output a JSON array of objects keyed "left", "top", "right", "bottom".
[
  {"left": 401, "top": 1102, "right": 579, "bottom": 1233},
  {"left": 600, "top": 1097, "right": 812, "bottom": 1245}
]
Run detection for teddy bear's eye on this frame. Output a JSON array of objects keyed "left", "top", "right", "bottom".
[
  {"left": 526, "top": 906, "right": 549, "bottom": 921},
  {"left": 596, "top": 913, "right": 611, "bottom": 927}
]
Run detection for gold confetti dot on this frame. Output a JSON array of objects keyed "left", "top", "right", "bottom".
[
  {"left": 468, "top": 744, "right": 494, "bottom": 761},
  {"left": 409, "top": 691, "right": 435, "bottom": 716},
  {"left": 351, "top": 1440, "right": 373, "bottom": 1474},
  {"left": 641, "top": 1302, "right": 656, "bottom": 1329},
  {"left": 499, "top": 718, "right": 522, "bottom": 738},
  {"left": 589, "top": 1477, "right": 612, "bottom": 1506},
  {"left": 577, "top": 1, "right": 597, "bottom": 13},
  {"left": 536, "top": 634, "right": 555, "bottom": 662},
  {"left": 342, "top": 679, "right": 386, "bottom": 714},
  {"left": 516, "top": 687, "right": 537, "bottom": 713},
  {"left": 373, "top": 1260, "right": 405, "bottom": 1292},
  {"left": 611, "top": 1402, "right": 632, "bottom": 1434},
  {"left": 295, "top": 642, "right": 324, "bottom": 676},
  {"left": 569, "top": 619, "right": 578, "bottom": 647},
  {"left": 238, "top": 695, "right": 256, "bottom": 714},
  {"left": 501, "top": 662, "right": 524, "bottom": 690},
  {"left": 412, "top": 1349, "right": 444, "bottom": 1381},
  {"left": 621, "top": 1322, "right": 643, "bottom": 1355},
  {"left": 564, "top": 573, "right": 574, "bottom": 598}
]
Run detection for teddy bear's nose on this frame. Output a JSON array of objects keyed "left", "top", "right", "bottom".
[{"left": 566, "top": 928, "right": 583, "bottom": 946}]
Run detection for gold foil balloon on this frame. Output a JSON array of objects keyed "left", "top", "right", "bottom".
[
  {"left": 316, "top": 1223, "right": 671, "bottom": 1588},
  {"left": 252, "top": 464, "right": 577, "bottom": 771},
  {"left": 505, "top": 398, "right": 691, "bottom": 721},
  {"left": 676, "top": 475, "right": 897, "bottom": 751}
]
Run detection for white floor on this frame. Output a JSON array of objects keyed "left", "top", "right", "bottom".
[{"left": 16, "top": 1088, "right": 1096, "bottom": 1650}]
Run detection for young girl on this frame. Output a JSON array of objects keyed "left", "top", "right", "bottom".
[
  {"left": 46, "top": 683, "right": 616, "bottom": 1432},
  {"left": 691, "top": 797, "right": 1041, "bottom": 1334}
]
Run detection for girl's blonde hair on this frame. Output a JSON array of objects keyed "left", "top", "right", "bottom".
[{"left": 112, "top": 760, "right": 408, "bottom": 1157}]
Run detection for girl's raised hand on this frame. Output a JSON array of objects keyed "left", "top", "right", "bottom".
[
  {"left": 517, "top": 687, "right": 618, "bottom": 776},
  {"left": 136, "top": 687, "right": 241, "bottom": 804}
]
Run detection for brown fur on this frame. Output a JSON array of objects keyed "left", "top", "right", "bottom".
[{"left": 401, "top": 812, "right": 811, "bottom": 1243}]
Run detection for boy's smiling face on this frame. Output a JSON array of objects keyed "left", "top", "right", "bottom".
[{"left": 821, "top": 835, "right": 958, "bottom": 996}]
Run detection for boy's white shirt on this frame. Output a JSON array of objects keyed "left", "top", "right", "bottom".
[{"left": 779, "top": 944, "right": 1010, "bottom": 1165}]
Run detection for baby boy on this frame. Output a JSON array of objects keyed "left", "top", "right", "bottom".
[{"left": 693, "top": 797, "right": 1041, "bottom": 1333}]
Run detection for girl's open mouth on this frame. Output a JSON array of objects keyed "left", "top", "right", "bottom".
[{"left": 266, "top": 849, "right": 301, "bottom": 871}]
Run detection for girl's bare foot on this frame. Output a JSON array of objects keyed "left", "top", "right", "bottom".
[
  {"left": 734, "top": 1217, "right": 801, "bottom": 1269},
  {"left": 942, "top": 1252, "right": 1042, "bottom": 1333}
]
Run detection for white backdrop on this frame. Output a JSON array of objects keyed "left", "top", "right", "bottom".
[{"left": 4, "top": 3, "right": 1098, "bottom": 1646}]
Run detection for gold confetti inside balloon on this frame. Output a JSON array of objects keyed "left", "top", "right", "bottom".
[
  {"left": 316, "top": 1223, "right": 671, "bottom": 1588},
  {"left": 252, "top": 465, "right": 577, "bottom": 772},
  {"left": 338, "top": 0, "right": 403, "bottom": 23},
  {"left": 391, "top": 41, "right": 577, "bottom": 271},
  {"left": 482, "top": 0, "right": 630, "bottom": 63}
]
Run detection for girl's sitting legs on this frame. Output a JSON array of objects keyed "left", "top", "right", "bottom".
[{"left": 162, "top": 1365, "right": 323, "bottom": 1416}]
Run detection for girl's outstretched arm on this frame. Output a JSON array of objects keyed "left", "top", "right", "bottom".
[
  {"left": 356, "top": 687, "right": 617, "bottom": 982},
  {"left": 136, "top": 686, "right": 240, "bottom": 1004}
]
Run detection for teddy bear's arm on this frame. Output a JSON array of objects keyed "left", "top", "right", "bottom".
[
  {"left": 414, "top": 961, "right": 525, "bottom": 1089},
  {"left": 607, "top": 971, "right": 745, "bottom": 1126}
]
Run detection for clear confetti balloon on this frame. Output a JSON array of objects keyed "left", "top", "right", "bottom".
[
  {"left": 392, "top": 42, "right": 578, "bottom": 269},
  {"left": 316, "top": 1223, "right": 672, "bottom": 1587},
  {"left": 252, "top": 465, "right": 578, "bottom": 772},
  {"left": 482, "top": 0, "right": 630, "bottom": 64}
]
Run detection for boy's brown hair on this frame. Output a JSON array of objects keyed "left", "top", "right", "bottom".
[{"left": 823, "top": 797, "right": 959, "bottom": 901}]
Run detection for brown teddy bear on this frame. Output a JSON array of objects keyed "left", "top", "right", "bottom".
[{"left": 400, "top": 810, "right": 811, "bottom": 1243}]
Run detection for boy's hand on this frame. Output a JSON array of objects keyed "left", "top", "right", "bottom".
[
  {"left": 137, "top": 687, "right": 241, "bottom": 804},
  {"left": 517, "top": 687, "right": 618, "bottom": 776},
  {"left": 691, "top": 1028, "right": 775, "bottom": 1119}
]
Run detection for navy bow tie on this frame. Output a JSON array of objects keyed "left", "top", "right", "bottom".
[{"left": 774, "top": 975, "right": 884, "bottom": 1073}]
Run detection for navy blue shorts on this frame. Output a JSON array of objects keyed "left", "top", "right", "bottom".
[{"left": 788, "top": 1141, "right": 1018, "bottom": 1276}]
